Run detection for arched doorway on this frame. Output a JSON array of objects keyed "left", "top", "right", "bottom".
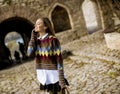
[
  {"left": 51, "top": 6, "right": 71, "bottom": 33},
  {"left": 82, "top": 0, "right": 99, "bottom": 33}
]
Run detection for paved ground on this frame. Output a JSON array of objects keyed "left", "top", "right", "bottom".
[{"left": 0, "top": 31, "right": 120, "bottom": 94}]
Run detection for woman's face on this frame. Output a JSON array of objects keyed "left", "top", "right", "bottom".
[{"left": 35, "top": 18, "right": 46, "bottom": 33}]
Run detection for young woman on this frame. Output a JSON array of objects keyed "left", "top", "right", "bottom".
[{"left": 27, "top": 17, "right": 69, "bottom": 94}]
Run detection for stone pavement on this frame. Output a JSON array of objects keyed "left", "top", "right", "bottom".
[{"left": 0, "top": 31, "right": 120, "bottom": 94}]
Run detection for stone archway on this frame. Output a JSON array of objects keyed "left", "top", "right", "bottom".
[
  {"left": 0, "top": 16, "right": 34, "bottom": 45},
  {"left": 0, "top": 4, "right": 43, "bottom": 44},
  {"left": 0, "top": 5, "right": 42, "bottom": 65},
  {"left": 0, "top": 16, "right": 34, "bottom": 66}
]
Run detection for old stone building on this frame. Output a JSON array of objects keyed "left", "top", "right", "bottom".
[
  {"left": 0, "top": 0, "right": 120, "bottom": 64},
  {"left": 0, "top": 0, "right": 120, "bottom": 94}
]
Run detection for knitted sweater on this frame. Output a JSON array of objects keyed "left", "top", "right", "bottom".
[{"left": 27, "top": 31, "right": 66, "bottom": 87}]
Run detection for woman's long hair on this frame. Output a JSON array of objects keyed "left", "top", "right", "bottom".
[{"left": 41, "top": 17, "right": 55, "bottom": 36}]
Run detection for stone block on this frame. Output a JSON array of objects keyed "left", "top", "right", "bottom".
[{"left": 104, "top": 32, "right": 120, "bottom": 50}]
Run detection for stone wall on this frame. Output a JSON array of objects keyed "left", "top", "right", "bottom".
[
  {"left": 0, "top": 0, "right": 88, "bottom": 43},
  {"left": 0, "top": 0, "right": 120, "bottom": 45}
]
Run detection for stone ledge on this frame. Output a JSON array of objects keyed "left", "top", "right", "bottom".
[{"left": 104, "top": 32, "right": 120, "bottom": 50}]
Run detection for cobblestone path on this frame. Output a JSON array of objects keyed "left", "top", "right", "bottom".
[{"left": 0, "top": 31, "right": 120, "bottom": 94}]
